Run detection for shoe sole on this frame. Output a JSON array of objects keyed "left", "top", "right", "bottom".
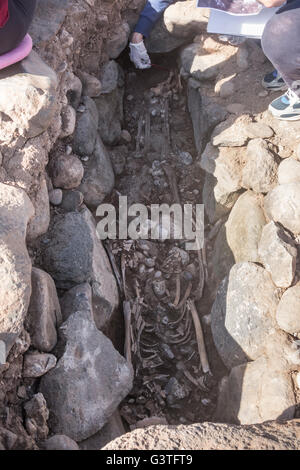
[
  {"left": 268, "top": 108, "right": 300, "bottom": 121},
  {"left": 261, "top": 79, "right": 288, "bottom": 92}
]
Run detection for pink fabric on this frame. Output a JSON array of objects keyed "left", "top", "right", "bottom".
[
  {"left": 0, "top": 34, "right": 32, "bottom": 70},
  {"left": 0, "top": 0, "right": 9, "bottom": 28}
]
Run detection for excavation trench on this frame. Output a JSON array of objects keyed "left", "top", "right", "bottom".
[{"left": 102, "top": 49, "right": 227, "bottom": 428}]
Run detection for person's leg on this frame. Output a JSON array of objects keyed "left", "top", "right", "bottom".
[
  {"left": 262, "top": 0, "right": 300, "bottom": 119},
  {"left": 0, "top": 0, "right": 36, "bottom": 55},
  {"left": 262, "top": 0, "right": 300, "bottom": 92}
]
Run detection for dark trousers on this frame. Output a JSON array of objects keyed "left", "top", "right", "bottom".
[
  {"left": 262, "top": 0, "right": 300, "bottom": 95},
  {"left": 0, "top": 0, "right": 36, "bottom": 54}
]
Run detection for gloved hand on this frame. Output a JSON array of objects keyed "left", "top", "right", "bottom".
[{"left": 129, "top": 41, "right": 151, "bottom": 69}]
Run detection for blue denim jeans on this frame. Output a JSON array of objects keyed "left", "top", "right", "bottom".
[{"left": 134, "top": 0, "right": 176, "bottom": 37}]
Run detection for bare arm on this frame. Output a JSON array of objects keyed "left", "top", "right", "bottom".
[{"left": 258, "top": 0, "right": 286, "bottom": 8}]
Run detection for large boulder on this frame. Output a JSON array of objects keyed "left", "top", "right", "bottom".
[
  {"left": 258, "top": 222, "right": 297, "bottom": 288},
  {"left": 200, "top": 143, "right": 243, "bottom": 204},
  {"left": 146, "top": 1, "right": 209, "bottom": 53},
  {"left": 39, "top": 311, "right": 133, "bottom": 442},
  {"left": 60, "top": 283, "right": 93, "bottom": 322},
  {"left": 106, "top": 22, "right": 131, "bottom": 59},
  {"left": 242, "top": 138, "right": 278, "bottom": 193},
  {"left": 264, "top": 182, "right": 300, "bottom": 234},
  {"left": 225, "top": 191, "right": 266, "bottom": 263},
  {"left": 41, "top": 208, "right": 119, "bottom": 330},
  {"left": 103, "top": 419, "right": 300, "bottom": 450},
  {"left": 276, "top": 285, "right": 300, "bottom": 337},
  {"left": 211, "top": 223, "right": 235, "bottom": 284},
  {"left": 73, "top": 96, "right": 99, "bottom": 156},
  {"left": 26, "top": 268, "right": 62, "bottom": 352},
  {"left": 278, "top": 157, "right": 300, "bottom": 184},
  {"left": 49, "top": 153, "right": 84, "bottom": 190},
  {"left": 41, "top": 434, "right": 79, "bottom": 451},
  {"left": 215, "top": 356, "right": 296, "bottom": 424},
  {"left": 180, "top": 37, "right": 236, "bottom": 82},
  {"left": 211, "top": 263, "right": 279, "bottom": 369},
  {"left": 79, "top": 137, "right": 115, "bottom": 208},
  {"left": 94, "top": 61, "right": 124, "bottom": 145},
  {"left": 0, "top": 184, "right": 34, "bottom": 352},
  {"left": 202, "top": 173, "right": 239, "bottom": 224},
  {"left": 0, "top": 51, "right": 57, "bottom": 140},
  {"left": 30, "top": 0, "right": 69, "bottom": 44},
  {"left": 188, "top": 79, "right": 227, "bottom": 153}
]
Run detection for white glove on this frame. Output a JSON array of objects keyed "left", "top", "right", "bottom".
[{"left": 129, "top": 41, "right": 151, "bottom": 69}]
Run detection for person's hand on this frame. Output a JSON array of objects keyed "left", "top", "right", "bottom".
[
  {"left": 258, "top": 0, "right": 286, "bottom": 7},
  {"left": 129, "top": 39, "right": 151, "bottom": 69}
]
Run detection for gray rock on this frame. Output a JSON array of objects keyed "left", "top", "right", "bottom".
[
  {"left": 24, "top": 393, "right": 49, "bottom": 441},
  {"left": 42, "top": 434, "right": 79, "bottom": 450},
  {"left": 146, "top": 1, "right": 209, "bottom": 53},
  {"left": 61, "top": 190, "right": 84, "bottom": 212},
  {"left": 110, "top": 145, "right": 127, "bottom": 175},
  {"left": 258, "top": 222, "right": 297, "bottom": 288},
  {"left": 77, "top": 71, "right": 102, "bottom": 97},
  {"left": 276, "top": 285, "right": 300, "bottom": 336},
  {"left": 278, "top": 157, "right": 300, "bottom": 184},
  {"left": 73, "top": 96, "right": 99, "bottom": 156},
  {"left": 236, "top": 44, "right": 249, "bottom": 70},
  {"left": 66, "top": 72, "right": 82, "bottom": 110},
  {"left": 187, "top": 79, "right": 207, "bottom": 152},
  {"left": 106, "top": 22, "right": 130, "bottom": 59},
  {"left": 200, "top": 144, "right": 243, "bottom": 206},
  {"left": 225, "top": 191, "right": 266, "bottom": 263},
  {"left": 211, "top": 223, "right": 235, "bottom": 284},
  {"left": 49, "top": 189, "right": 63, "bottom": 206},
  {"left": 211, "top": 262, "right": 279, "bottom": 369},
  {"left": 39, "top": 311, "right": 133, "bottom": 442},
  {"left": 187, "top": 81, "right": 227, "bottom": 153},
  {"left": 23, "top": 352, "right": 57, "bottom": 378},
  {"left": 29, "top": 0, "right": 69, "bottom": 44},
  {"left": 79, "top": 411, "right": 125, "bottom": 450},
  {"left": 41, "top": 209, "right": 119, "bottom": 330},
  {"left": 0, "top": 51, "right": 57, "bottom": 140},
  {"left": 79, "top": 137, "right": 115, "bottom": 207},
  {"left": 60, "top": 283, "right": 93, "bottom": 322},
  {"left": 0, "top": 184, "right": 34, "bottom": 352},
  {"left": 94, "top": 62, "right": 124, "bottom": 145},
  {"left": 27, "top": 177, "right": 50, "bottom": 241},
  {"left": 264, "top": 182, "right": 300, "bottom": 235},
  {"left": 202, "top": 172, "right": 238, "bottom": 224},
  {"left": 211, "top": 115, "right": 253, "bottom": 147},
  {"left": 49, "top": 153, "right": 84, "bottom": 190},
  {"left": 26, "top": 268, "right": 62, "bottom": 352},
  {"left": 242, "top": 139, "right": 278, "bottom": 193},
  {"left": 215, "top": 356, "right": 296, "bottom": 424},
  {"left": 244, "top": 122, "right": 274, "bottom": 139},
  {"left": 60, "top": 105, "right": 76, "bottom": 138},
  {"left": 99, "top": 60, "right": 120, "bottom": 95},
  {"left": 180, "top": 42, "right": 234, "bottom": 81}
]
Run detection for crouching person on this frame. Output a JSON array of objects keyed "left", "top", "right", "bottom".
[
  {"left": 0, "top": 0, "right": 36, "bottom": 55},
  {"left": 129, "top": 0, "right": 176, "bottom": 69}
]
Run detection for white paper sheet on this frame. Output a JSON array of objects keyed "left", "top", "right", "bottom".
[{"left": 207, "top": 6, "right": 279, "bottom": 38}]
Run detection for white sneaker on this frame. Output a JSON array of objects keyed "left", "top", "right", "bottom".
[
  {"left": 129, "top": 41, "right": 151, "bottom": 70},
  {"left": 269, "top": 88, "right": 300, "bottom": 121}
]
